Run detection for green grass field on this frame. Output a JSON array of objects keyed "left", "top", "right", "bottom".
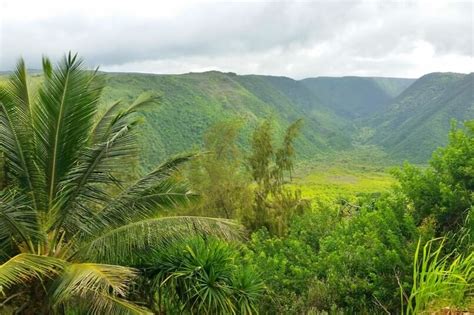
[
  {"left": 291, "top": 163, "right": 395, "bottom": 203},
  {"left": 289, "top": 146, "right": 398, "bottom": 203}
]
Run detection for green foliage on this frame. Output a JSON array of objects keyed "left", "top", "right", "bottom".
[
  {"left": 244, "top": 119, "right": 307, "bottom": 235},
  {"left": 186, "top": 118, "right": 308, "bottom": 236},
  {"left": 245, "top": 122, "right": 472, "bottom": 314},
  {"left": 244, "top": 207, "right": 337, "bottom": 314},
  {"left": 140, "top": 237, "right": 264, "bottom": 314},
  {"left": 247, "top": 229, "right": 315, "bottom": 313},
  {"left": 0, "top": 55, "right": 240, "bottom": 314},
  {"left": 404, "top": 238, "right": 474, "bottom": 314},
  {"left": 370, "top": 73, "right": 474, "bottom": 162},
  {"left": 393, "top": 120, "right": 474, "bottom": 243},
  {"left": 316, "top": 195, "right": 418, "bottom": 313},
  {"left": 186, "top": 120, "right": 253, "bottom": 219},
  {"left": 245, "top": 196, "right": 419, "bottom": 314}
]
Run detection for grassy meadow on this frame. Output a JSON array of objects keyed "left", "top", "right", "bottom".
[{"left": 292, "top": 163, "right": 395, "bottom": 203}]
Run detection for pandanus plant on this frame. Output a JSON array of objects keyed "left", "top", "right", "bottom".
[{"left": 0, "top": 54, "right": 238, "bottom": 314}]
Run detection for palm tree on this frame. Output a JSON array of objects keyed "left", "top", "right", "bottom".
[{"left": 0, "top": 53, "right": 239, "bottom": 314}]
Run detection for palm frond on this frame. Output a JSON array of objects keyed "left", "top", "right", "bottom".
[
  {"left": 50, "top": 263, "right": 136, "bottom": 302},
  {"left": 92, "top": 93, "right": 156, "bottom": 144},
  {"left": 83, "top": 154, "right": 195, "bottom": 235},
  {"left": 51, "top": 93, "right": 155, "bottom": 235},
  {"left": 61, "top": 292, "right": 152, "bottom": 315},
  {"left": 4, "top": 59, "right": 34, "bottom": 112},
  {"left": 0, "top": 190, "right": 39, "bottom": 253},
  {"left": 34, "top": 53, "right": 104, "bottom": 207},
  {"left": 0, "top": 60, "right": 43, "bottom": 209},
  {"left": 42, "top": 56, "right": 53, "bottom": 79},
  {"left": 52, "top": 110, "right": 139, "bottom": 235},
  {"left": 91, "top": 100, "right": 124, "bottom": 143},
  {"left": 126, "top": 92, "right": 159, "bottom": 114},
  {"left": 0, "top": 253, "right": 65, "bottom": 290},
  {"left": 76, "top": 216, "right": 242, "bottom": 264},
  {"left": 50, "top": 263, "right": 150, "bottom": 314}
]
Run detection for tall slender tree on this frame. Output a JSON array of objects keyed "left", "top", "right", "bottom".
[{"left": 245, "top": 119, "right": 305, "bottom": 235}]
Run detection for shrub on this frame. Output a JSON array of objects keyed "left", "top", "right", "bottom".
[
  {"left": 141, "top": 237, "right": 264, "bottom": 314},
  {"left": 316, "top": 195, "right": 418, "bottom": 313},
  {"left": 393, "top": 120, "right": 473, "bottom": 242}
]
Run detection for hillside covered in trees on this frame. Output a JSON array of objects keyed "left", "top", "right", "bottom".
[
  {"left": 2, "top": 70, "right": 472, "bottom": 166},
  {"left": 99, "top": 71, "right": 472, "bottom": 167},
  {"left": 369, "top": 72, "right": 474, "bottom": 161}
]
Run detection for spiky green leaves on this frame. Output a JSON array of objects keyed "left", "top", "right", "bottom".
[
  {"left": 144, "top": 237, "right": 264, "bottom": 315},
  {"left": 34, "top": 53, "right": 104, "bottom": 206},
  {"left": 404, "top": 238, "right": 474, "bottom": 314},
  {"left": 0, "top": 254, "right": 64, "bottom": 290},
  {"left": 78, "top": 216, "right": 242, "bottom": 265}
]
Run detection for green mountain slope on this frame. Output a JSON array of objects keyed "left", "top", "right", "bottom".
[
  {"left": 3, "top": 69, "right": 469, "bottom": 165},
  {"left": 369, "top": 72, "right": 474, "bottom": 162},
  {"left": 231, "top": 74, "right": 352, "bottom": 145},
  {"left": 100, "top": 71, "right": 352, "bottom": 169},
  {"left": 301, "top": 76, "right": 414, "bottom": 119}
]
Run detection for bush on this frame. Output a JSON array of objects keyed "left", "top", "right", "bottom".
[
  {"left": 393, "top": 120, "right": 473, "bottom": 243},
  {"left": 316, "top": 195, "right": 418, "bottom": 313},
  {"left": 244, "top": 204, "right": 342, "bottom": 314},
  {"left": 141, "top": 237, "right": 264, "bottom": 314},
  {"left": 245, "top": 196, "right": 420, "bottom": 314}
]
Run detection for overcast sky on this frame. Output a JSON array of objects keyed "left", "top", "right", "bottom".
[{"left": 0, "top": 0, "right": 472, "bottom": 79}]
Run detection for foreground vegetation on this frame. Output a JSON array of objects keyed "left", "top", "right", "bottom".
[
  {"left": 0, "top": 55, "right": 244, "bottom": 314},
  {"left": 0, "top": 55, "right": 472, "bottom": 314},
  {"left": 183, "top": 115, "right": 473, "bottom": 313}
]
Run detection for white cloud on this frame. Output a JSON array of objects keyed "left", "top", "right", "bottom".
[{"left": 1, "top": 0, "right": 472, "bottom": 78}]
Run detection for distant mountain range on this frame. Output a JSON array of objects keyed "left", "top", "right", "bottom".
[
  {"left": 368, "top": 73, "right": 473, "bottom": 161},
  {"left": 301, "top": 76, "right": 414, "bottom": 119},
  {"left": 1, "top": 70, "right": 472, "bottom": 166}
]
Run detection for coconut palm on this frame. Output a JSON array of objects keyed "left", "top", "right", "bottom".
[{"left": 0, "top": 53, "right": 239, "bottom": 314}]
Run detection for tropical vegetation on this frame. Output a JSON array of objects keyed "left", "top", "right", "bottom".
[
  {"left": 0, "top": 53, "right": 472, "bottom": 314},
  {"left": 0, "top": 55, "right": 243, "bottom": 314}
]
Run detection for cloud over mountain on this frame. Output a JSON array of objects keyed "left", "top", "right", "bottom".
[{"left": 1, "top": 0, "right": 472, "bottom": 78}]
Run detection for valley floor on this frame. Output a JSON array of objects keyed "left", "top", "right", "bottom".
[{"left": 291, "top": 161, "right": 396, "bottom": 203}]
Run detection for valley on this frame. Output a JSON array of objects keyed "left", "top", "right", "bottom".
[
  {"left": 97, "top": 70, "right": 473, "bottom": 169},
  {"left": 0, "top": 59, "right": 472, "bottom": 315},
  {"left": 2, "top": 1, "right": 472, "bottom": 313},
  {"left": 2, "top": 70, "right": 471, "bottom": 168}
]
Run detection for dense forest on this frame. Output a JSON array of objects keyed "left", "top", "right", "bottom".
[{"left": 0, "top": 55, "right": 472, "bottom": 314}]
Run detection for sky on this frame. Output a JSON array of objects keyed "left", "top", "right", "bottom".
[{"left": 0, "top": 0, "right": 472, "bottom": 79}]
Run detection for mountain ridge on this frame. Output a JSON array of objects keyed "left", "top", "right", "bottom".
[
  {"left": 1, "top": 70, "right": 471, "bottom": 166},
  {"left": 368, "top": 72, "right": 473, "bottom": 162}
]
